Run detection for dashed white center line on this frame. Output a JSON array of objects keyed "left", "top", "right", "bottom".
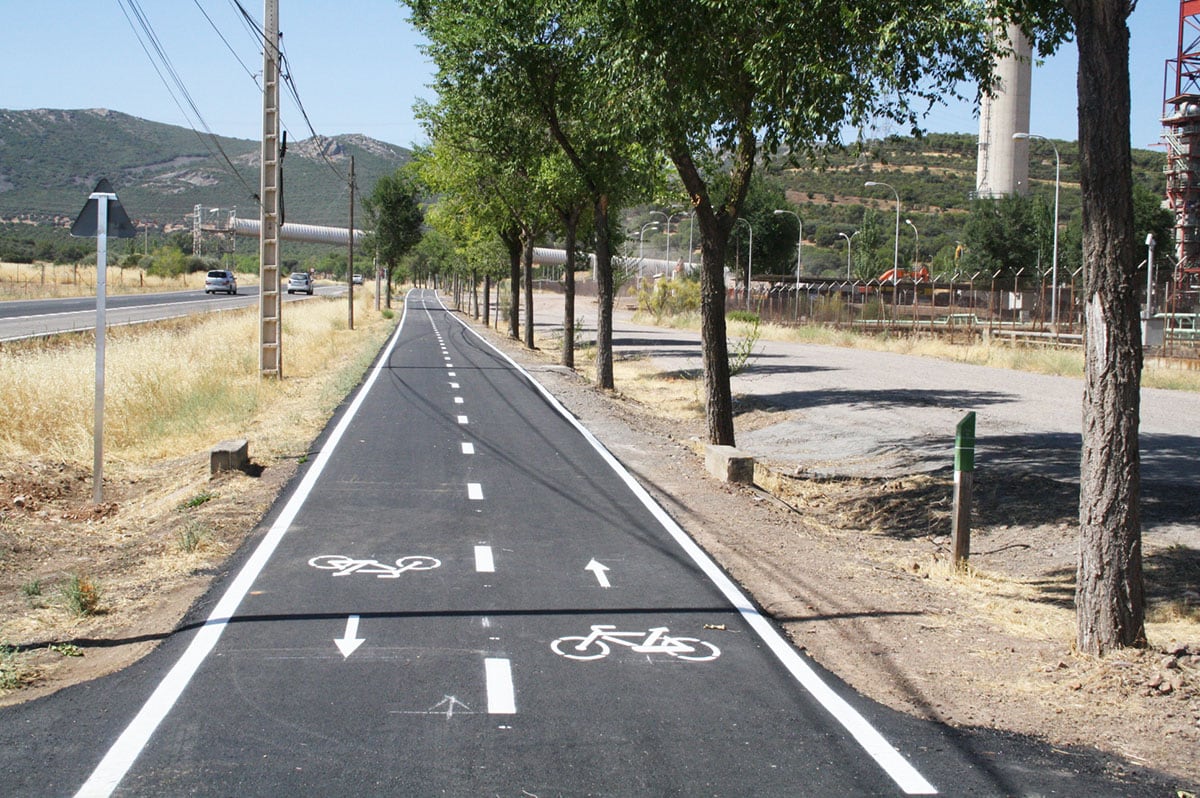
[
  {"left": 485, "top": 658, "right": 516, "bottom": 715},
  {"left": 474, "top": 545, "right": 495, "bottom": 572},
  {"left": 454, "top": 397, "right": 464, "bottom": 404},
  {"left": 447, "top": 371, "right": 456, "bottom": 377},
  {"left": 457, "top": 415, "right": 469, "bottom": 424},
  {"left": 461, "top": 442, "right": 475, "bottom": 455},
  {"left": 449, "top": 382, "right": 459, "bottom": 389},
  {"left": 467, "top": 482, "right": 484, "bottom": 500}
]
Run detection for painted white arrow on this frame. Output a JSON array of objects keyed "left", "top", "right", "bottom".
[
  {"left": 335, "top": 614, "right": 365, "bottom": 658},
  {"left": 585, "top": 559, "right": 611, "bottom": 588}
]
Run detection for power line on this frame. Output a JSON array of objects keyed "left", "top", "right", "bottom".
[{"left": 116, "top": 0, "right": 260, "bottom": 206}]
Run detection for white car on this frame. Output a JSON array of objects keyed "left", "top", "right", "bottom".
[
  {"left": 204, "top": 269, "right": 237, "bottom": 295},
  {"left": 286, "top": 272, "right": 314, "bottom": 295}
]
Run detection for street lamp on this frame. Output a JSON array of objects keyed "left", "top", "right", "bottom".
[
  {"left": 905, "top": 219, "right": 919, "bottom": 270},
  {"left": 736, "top": 217, "right": 753, "bottom": 309},
  {"left": 773, "top": 209, "right": 802, "bottom": 292},
  {"left": 865, "top": 181, "right": 900, "bottom": 287},
  {"left": 1013, "top": 132, "right": 1060, "bottom": 325},
  {"left": 837, "top": 230, "right": 858, "bottom": 280}
]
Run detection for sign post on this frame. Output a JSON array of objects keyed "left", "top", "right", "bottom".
[
  {"left": 71, "top": 179, "right": 136, "bottom": 504},
  {"left": 951, "top": 411, "right": 976, "bottom": 568}
]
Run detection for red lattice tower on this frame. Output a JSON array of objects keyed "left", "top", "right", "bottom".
[{"left": 1163, "top": 0, "right": 1200, "bottom": 296}]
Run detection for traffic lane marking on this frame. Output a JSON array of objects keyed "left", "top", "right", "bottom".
[{"left": 438, "top": 294, "right": 938, "bottom": 795}]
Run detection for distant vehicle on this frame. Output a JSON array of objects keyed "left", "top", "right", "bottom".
[
  {"left": 287, "top": 272, "right": 314, "bottom": 295},
  {"left": 204, "top": 269, "right": 238, "bottom": 295},
  {"left": 352, "top": 273, "right": 363, "bottom": 285}
]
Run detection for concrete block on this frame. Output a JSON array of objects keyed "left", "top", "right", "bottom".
[
  {"left": 210, "top": 439, "right": 249, "bottom": 476},
  {"left": 705, "top": 444, "right": 755, "bottom": 484}
]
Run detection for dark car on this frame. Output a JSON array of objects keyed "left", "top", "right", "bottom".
[
  {"left": 204, "top": 269, "right": 238, "bottom": 295},
  {"left": 286, "top": 272, "right": 314, "bottom": 295}
]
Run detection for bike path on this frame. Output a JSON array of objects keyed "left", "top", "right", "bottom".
[{"left": 0, "top": 289, "right": 1169, "bottom": 796}]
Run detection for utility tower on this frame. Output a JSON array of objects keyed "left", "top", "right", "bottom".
[
  {"left": 1163, "top": 0, "right": 1200, "bottom": 305},
  {"left": 975, "top": 21, "right": 1032, "bottom": 198},
  {"left": 259, "top": 0, "right": 282, "bottom": 377}
]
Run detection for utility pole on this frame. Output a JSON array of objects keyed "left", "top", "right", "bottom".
[
  {"left": 259, "top": 0, "right": 282, "bottom": 377},
  {"left": 348, "top": 155, "right": 355, "bottom": 330}
]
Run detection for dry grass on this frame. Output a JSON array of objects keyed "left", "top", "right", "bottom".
[
  {"left": 0, "top": 287, "right": 391, "bottom": 466},
  {"left": 628, "top": 309, "right": 1200, "bottom": 392},
  {"left": 0, "top": 261, "right": 231, "bottom": 298}
]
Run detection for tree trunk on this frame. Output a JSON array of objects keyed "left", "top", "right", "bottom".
[
  {"left": 1069, "top": 0, "right": 1146, "bottom": 655},
  {"left": 593, "top": 194, "right": 615, "bottom": 390},
  {"left": 560, "top": 208, "right": 580, "bottom": 370},
  {"left": 503, "top": 231, "right": 521, "bottom": 340},
  {"left": 697, "top": 223, "right": 735, "bottom": 446},
  {"left": 483, "top": 274, "right": 491, "bottom": 327},
  {"left": 522, "top": 230, "right": 535, "bottom": 349}
]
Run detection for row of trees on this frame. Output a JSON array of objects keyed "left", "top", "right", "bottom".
[{"left": 404, "top": 0, "right": 1147, "bottom": 655}]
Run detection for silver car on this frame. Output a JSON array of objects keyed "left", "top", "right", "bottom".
[
  {"left": 204, "top": 269, "right": 238, "bottom": 295},
  {"left": 287, "top": 272, "right": 314, "bottom": 295}
]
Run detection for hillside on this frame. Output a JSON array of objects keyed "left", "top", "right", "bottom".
[{"left": 0, "top": 108, "right": 411, "bottom": 229}]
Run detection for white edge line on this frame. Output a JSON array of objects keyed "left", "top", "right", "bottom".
[
  {"left": 442, "top": 295, "right": 937, "bottom": 796},
  {"left": 74, "top": 290, "right": 416, "bottom": 798}
]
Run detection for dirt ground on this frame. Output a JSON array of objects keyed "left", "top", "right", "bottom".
[{"left": 0, "top": 309, "right": 1197, "bottom": 793}]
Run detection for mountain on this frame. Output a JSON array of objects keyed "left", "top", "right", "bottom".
[{"left": 0, "top": 108, "right": 411, "bottom": 229}]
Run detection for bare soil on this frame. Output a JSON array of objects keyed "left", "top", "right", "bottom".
[{"left": 0, "top": 310, "right": 1197, "bottom": 793}]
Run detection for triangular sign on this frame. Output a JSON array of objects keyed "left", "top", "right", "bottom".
[{"left": 71, "top": 179, "right": 138, "bottom": 238}]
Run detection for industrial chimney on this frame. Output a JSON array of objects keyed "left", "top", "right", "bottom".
[{"left": 976, "top": 21, "right": 1033, "bottom": 198}]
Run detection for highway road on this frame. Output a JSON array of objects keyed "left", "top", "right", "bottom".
[
  {"left": 0, "top": 289, "right": 1171, "bottom": 795},
  {"left": 0, "top": 284, "right": 343, "bottom": 341}
]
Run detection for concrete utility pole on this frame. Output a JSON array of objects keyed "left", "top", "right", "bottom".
[
  {"left": 348, "top": 155, "right": 355, "bottom": 331},
  {"left": 259, "top": 0, "right": 282, "bottom": 377}
]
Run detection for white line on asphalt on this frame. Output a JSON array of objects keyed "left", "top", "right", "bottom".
[
  {"left": 450, "top": 382, "right": 459, "bottom": 389},
  {"left": 467, "top": 483, "right": 484, "bottom": 500},
  {"left": 454, "top": 396, "right": 464, "bottom": 404},
  {"left": 442, "top": 295, "right": 938, "bottom": 796},
  {"left": 484, "top": 658, "right": 516, "bottom": 714},
  {"left": 73, "top": 290, "right": 417, "bottom": 798},
  {"left": 475, "top": 545, "right": 495, "bottom": 572},
  {"left": 448, "top": 371, "right": 456, "bottom": 377},
  {"left": 457, "top": 415, "right": 469, "bottom": 424},
  {"left": 461, "top": 442, "right": 475, "bottom": 455}
]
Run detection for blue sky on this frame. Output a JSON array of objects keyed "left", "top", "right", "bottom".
[{"left": 1, "top": 1, "right": 1183, "bottom": 151}]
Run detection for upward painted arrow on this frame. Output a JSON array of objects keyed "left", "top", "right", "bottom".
[
  {"left": 335, "top": 614, "right": 365, "bottom": 658},
  {"left": 585, "top": 559, "right": 611, "bottom": 588}
]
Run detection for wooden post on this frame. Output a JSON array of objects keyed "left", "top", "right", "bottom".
[{"left": 952, "top": 411, "right": 976, "bottom": 568}]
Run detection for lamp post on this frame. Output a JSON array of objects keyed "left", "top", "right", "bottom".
[
  {"left": 1013, "top": 132, "right": 1060, "bottom": 325},
  {"left": 773, "top": 209, "right": 802, "bottom": 292},
  {"left": 838, "top": 231, "right": 858, "bottom": 280},
  {"left": 736, "top": 217, "right": 753, "bottom": 309},
  {"left": 865, "top": 181, "right": 900, "bottom": 287},
  {"left": 905, "top": 219, "right": 919, "bottom": 269}
]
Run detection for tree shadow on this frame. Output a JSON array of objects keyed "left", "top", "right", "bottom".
[{"left": 735, "top": 386, "right": 1018, "bottom": 413}]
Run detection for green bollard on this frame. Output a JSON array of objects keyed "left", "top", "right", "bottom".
[{"left": 952, "top": 412, "right": 976, "bottom": 568}]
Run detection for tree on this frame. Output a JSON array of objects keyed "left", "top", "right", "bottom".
[
  {"left": 606, "top": 1, "right": 1007, "bottom": 445},
  {"left": 408, "top": 0, "right": 656, "bottom": 389},
  {"left": 961, "top": 195, "right": 1039, "bottom": 280},
  {"left": 1006, "top": 0, "right": 1145, "bottom": 654},
  {"left": 364, "top": 170, "right": 424, "bottom": 307}
]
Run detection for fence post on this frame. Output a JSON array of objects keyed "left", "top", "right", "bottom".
[{"left": 952, "top": 411, "right": 976, "bottom": 568}]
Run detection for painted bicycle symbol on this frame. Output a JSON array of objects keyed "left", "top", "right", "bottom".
[
  {"left": 307, "top": 554, "right": 441, "bottom": 578},
  {"left": 550, "top": 624, "right": 720, "bottom": 662}
]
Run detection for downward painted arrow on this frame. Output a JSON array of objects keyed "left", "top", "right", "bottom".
[
  {"left": 335, "top": 614, "right": 365, "bottom": 658},
  {"left": 585, "top": 559, "right": 611, "bottom": 588}
]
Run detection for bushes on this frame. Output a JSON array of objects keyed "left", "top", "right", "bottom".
[{"left": 638, "top": 278, "right": 700, "bottom": 321}]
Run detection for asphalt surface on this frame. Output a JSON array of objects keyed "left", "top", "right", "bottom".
[
  {"left": 0, "top": 285, "right": 342, "bottom": 341},
  {"left": 0, "top": 289, "right": 1183, "bottom": 796}
]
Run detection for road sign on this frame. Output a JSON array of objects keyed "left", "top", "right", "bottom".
[{"left": 70, "top": 179, "right": 137, "bottom": 239}]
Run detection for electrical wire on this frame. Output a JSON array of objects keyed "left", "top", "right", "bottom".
[{"left": 115, "top": 0, "right": 260, "bottom": 206}]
